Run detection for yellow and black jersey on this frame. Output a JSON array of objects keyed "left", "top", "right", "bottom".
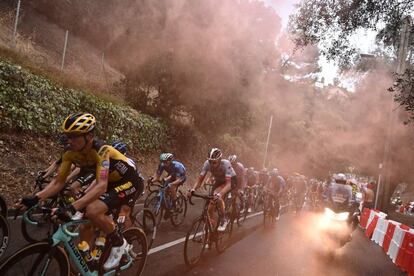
[{"left": 57, "top": 140, "right": 137, "bottom": 189}]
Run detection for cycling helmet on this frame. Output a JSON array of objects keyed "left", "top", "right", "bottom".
[
  {"left": 208, "top": 148, "right": 222, "bottom": 161},
  {"left": 228, "top": 155, "right": 237, "bottom": 163},
  {"left": 160, "top": 153, "right": 174, "bottom": 162},
  {"left": 112, "top": 141, "right": 127, "bottom": 155},
  {"left": 335, "top": 173, "right": 346, "bottom": 181},
  {"left": 261, "top": 167, "right": 268, "bottom": 173},
  {"left": 62, "top": 113, "right": 96, "bottom": 135},
  {"left": 270, "top": 168, "right": 279, "bottom": 176}
]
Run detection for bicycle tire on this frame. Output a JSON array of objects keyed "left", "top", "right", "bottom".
[
  {"left": 146, "top": 195, "right": 164, "bottom": 226},
  {"left": 0, "top": 196, "right": 7, "bottom": 218},
  {"left": 184, "top": 216, "right": 208, "bottom": 267},
  {"left": 0, "top": 242, "right": 69, "bottom": 275},
  {"left": 143, "top": 190, "right": 158, "bottom": 207},
  {"left": 131, "top": 208, "right": 156, "bottom": 249},
  {"left": 170, "top": 192, "right": 187, "bottom": 227},
  {"left": 98, "top": 227, "right": 148, "bottom": 275},
  {"left": 215, "top": 203, "right": 232, "bottom": 253},
  {"left": 0, "top": 215, "right": 10, "bottom": 259}
]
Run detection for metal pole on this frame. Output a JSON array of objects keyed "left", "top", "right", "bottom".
[
  {"left": 12, "top": 0, "right": 21, "bottom": 46},
  {"left": 61, "top": 30, "right": 69, "bottom": 70},
  {"left": 262, "top": 115, "right": 273, "bottom": 168},
  {"left": 374, "top": 163, "right": 382, "bottom": 209}
]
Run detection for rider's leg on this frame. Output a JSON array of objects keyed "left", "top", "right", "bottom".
[
  {"left": 79, "top": 222, "right": 96, "bottom": 247},
  {"left": 85, "top": 200, "right": 115, "bottom": 235}
]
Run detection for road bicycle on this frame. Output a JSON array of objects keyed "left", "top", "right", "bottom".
[
  {"left": 263, "top": 190, "right": 279, "bottom": 227},
  {"left": 145, "top": 179, "right": 187, "bottom": 227},
  {"left": 183, "top": 192, "right": 232, "bottom": 267},
  {"left": 0, "top": 207, "right": 148, "bottom": 275}
]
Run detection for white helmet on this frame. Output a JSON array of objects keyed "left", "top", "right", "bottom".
[
  {"left": 208, "top": 148, "right": 222, "bottom": 161},
  {"left": 228, "top": 155, "right": 237, "bottom": 163}
]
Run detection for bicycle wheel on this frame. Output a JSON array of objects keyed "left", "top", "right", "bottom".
[
  {"left": 146, "top": 195, "right": 163, "bottom": 226},
  {"left": 98, "top": 227, "right": 148, "bottom": 275},
  {"left": 184, "top": 216, "right": 208, "bottom": 267},
  {"left": 131, "top": 208, "right": 156, "bottom": 249},
  {"left": 215, "top": 206, "right": 232, "bottom": 253},
  {"left": 0, "top": 242, "right": 69, "bottom": 275},
  {"left": 124, "top": 227, "right": 148, "bottom": 275},
  {"left": 143, "top": 190, "right": 158, "bottom": 207},
  {"left": 21, "top": 202, "right": 56, "bottom": 242},
  {"left": 170, "top": 192, "right": 187, "bottom": 227},
  {"left": 0, "top": 196, "right": 7, "bottom": 218},
  {"left": 0, "top": 215, "right": 10, "bottom": 259}
]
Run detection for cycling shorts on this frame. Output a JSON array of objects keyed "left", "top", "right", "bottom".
[
  {"left": 99, "top": 175, "right": 144, "bottom": 209},
  {"left": 212, "top": 175, "right": 237, "bottom": 193}
]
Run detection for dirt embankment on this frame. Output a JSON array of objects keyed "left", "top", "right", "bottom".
[{"left": 0, "top": 1, "right": 122, "bottom": 93}]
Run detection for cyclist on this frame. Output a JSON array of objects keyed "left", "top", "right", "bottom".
[
  {"left": 188, "top": 148, "right": 236, "bottom": 231},
  {"left": 17, "top": 113, "right": 144, "bottom": 271},
  {"left": 291, "top": 173, "right": 307, "bottom": 214},
  {"left": 228, "top": 155, "right": 245, "bottom": 194},
  {"left": 245, "top": 167, "right": 258, "bottom": 212},
  {"left": 259, "top": 168, "right": 270, "bottom": 187},
  {"left": 151, "top": 153, "right": 186, "bottom": 218},
  {"left": 266, "top": 168, "right": 286, "bottom": 220}
]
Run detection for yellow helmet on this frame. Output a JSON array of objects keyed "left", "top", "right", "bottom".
[{"left": 62, "top": 113, "right": 96, "bottom": 134}]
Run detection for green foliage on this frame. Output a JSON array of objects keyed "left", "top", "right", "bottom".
[
  {"left": 0, "top": 59, "right": 169, "bottom": 151},
  {"left": 289, "top": 0, "right": 414, "bottom": 68},
  {"left": 390, "top": 69, "right": 414, "bottom": 123}
]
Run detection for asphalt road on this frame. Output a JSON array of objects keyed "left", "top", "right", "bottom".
[{"left": 0, "top": 200, "right": 407, "bottom": 276}]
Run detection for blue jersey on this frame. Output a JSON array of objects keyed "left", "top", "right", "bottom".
[{"left": 157, "top": 160, "right": 186, "bottom": 182}]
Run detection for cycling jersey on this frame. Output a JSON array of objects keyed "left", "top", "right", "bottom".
[
  {"left": 327, "top": 183, "right": 353, "bottom": 205},
  {"left": 232, "top": 162, "right": 245, "bottom": 189},
  {"left": 57, "top": 140, "right": 143, "bottom": 208},
  {"left": 259, "top": 172, "right": 270, "bottom": 186},
  {"left": 246, "top": 171, "right": 258, "bottom": 187},
  {"left": 200, "top": 159, "right": 235, "bottom": 182},
  {"left": 156, "top": 160, "right": 187, "bottom": 182},
  {"left": 268, "top": 175, "right": 286, "bottom": 194}
]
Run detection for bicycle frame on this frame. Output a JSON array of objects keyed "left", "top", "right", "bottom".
[{"left": 23, "top": 209, "right": 135, "bottom": 276}]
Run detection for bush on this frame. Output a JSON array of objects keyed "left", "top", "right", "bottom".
[{"left": 0, "top": 59, "right": 169, "bottom": 151}]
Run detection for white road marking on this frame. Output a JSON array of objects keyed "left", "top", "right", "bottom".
[{"left": 148, "top": 211, "right": 263, "bottom": 255}]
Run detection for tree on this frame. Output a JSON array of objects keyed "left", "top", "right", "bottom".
[{"left": 289, "top": 0, "right": 414, "bottom": 68}]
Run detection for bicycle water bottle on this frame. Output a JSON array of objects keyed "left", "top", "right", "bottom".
[
  {"left": 91, "top": 236, "right": 106, "bottom": 261},
  {"left": 78, "top": 241, "right": 93, "bottom": 266}
]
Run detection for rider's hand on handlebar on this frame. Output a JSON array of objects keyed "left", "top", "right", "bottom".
[
  {"left": 186, "top": 188, "right": 195, "bottom": 198},
  {"left": 52, "top": 204, "right": 76, "bottom": 222},
  {"left": 36, "top": 171, "right": 47, "bottom": 181},
  {"left": 214, "top": 192, "right": 222, "bottom": 200},
  {"left": 16, "top": 195, "right": 40, "bottom": 211}
]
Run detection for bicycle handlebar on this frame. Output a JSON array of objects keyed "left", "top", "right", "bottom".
[{"left": 188, "top": 192, "right": 215, "bottom": 205}]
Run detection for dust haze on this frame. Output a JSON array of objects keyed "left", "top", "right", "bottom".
[{"left": 24, "top": 0, "right": 414, "bottom": 182}]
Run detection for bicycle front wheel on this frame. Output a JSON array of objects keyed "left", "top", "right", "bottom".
[
  {"left": 131, "top": 208, "right": 157, "bottom": 249},
  {"left": 146, "top": 195, "right": 163, "bottom": 226},
  {"left": 170, "top": 192, "right": 187, "bottom": 227},
  {"left": 0, "top": 215, "right": 10, "bottom": 259},
  {"left": 184, "top": 216, "right": 208, "bottom": 267},
  {"left": 0, "top": 242, "right": 69, "bottom": 275}
]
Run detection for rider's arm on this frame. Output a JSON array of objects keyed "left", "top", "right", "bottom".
[
  {"left": 153, "top": 164, "right": 164, "bottom": 181},
  {"left": 192, "top": 174, "right": 206, "bottom": 190},
  {"left": 36, "top": 157, "right": 73, "bottom": 201},
  {"left": 65, "top": 166, "right": 81, "bottom": 183},
  {"left": 72, "top": 147, "right": 110, "bottom": 211}
]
